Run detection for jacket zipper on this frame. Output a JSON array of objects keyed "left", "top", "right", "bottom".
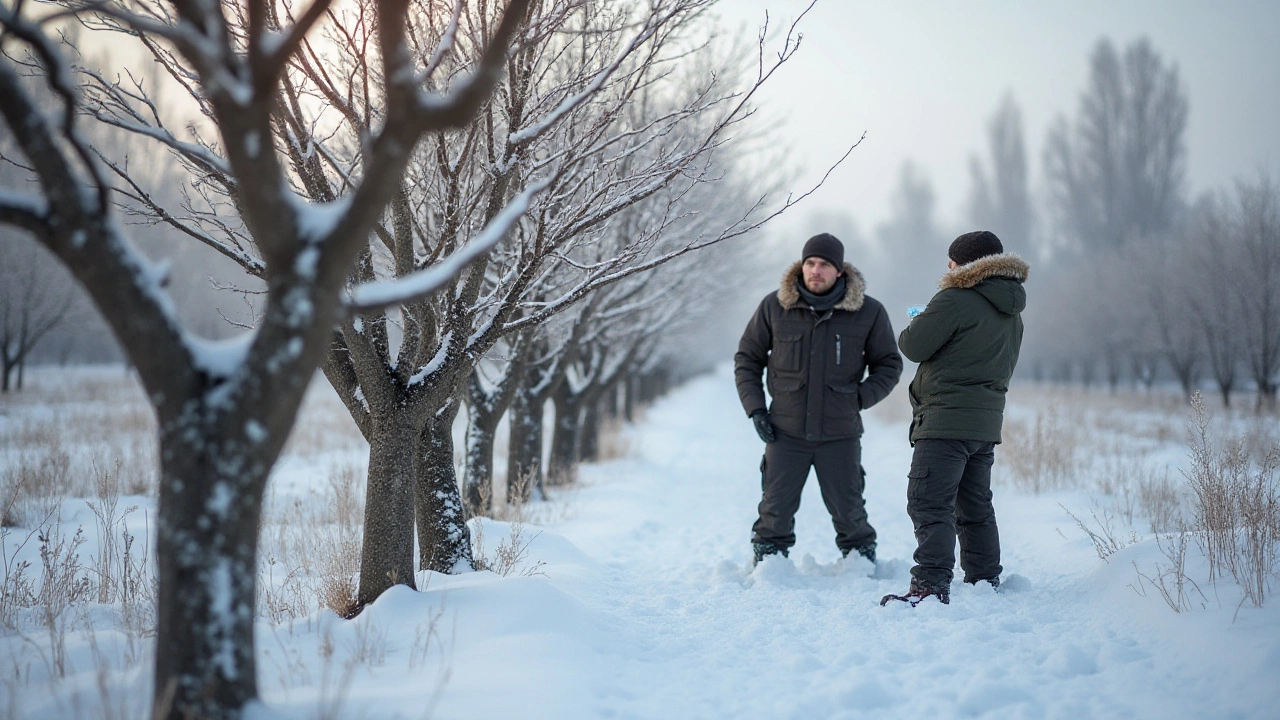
[{"left": 836, "top": 334, "right": 842, "bottom": 365}]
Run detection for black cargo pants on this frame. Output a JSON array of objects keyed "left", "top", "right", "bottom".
[
  {"left": 751, "top": 432, "right": 876, "bottom": 553},
  {"left": 907, "top": 438, "right": 1002, "bottom": 588}
]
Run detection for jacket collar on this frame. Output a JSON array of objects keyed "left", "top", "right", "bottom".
[
  {"left": 938, "top": 253, "right": 1030, "bottom": 290},
  {"left": 778, "top": 261, "right": 866, "bottom": 312}
]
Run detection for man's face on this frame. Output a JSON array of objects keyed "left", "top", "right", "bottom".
[{"left": 802, "top": 256, "right": 841, "bottom": 294}]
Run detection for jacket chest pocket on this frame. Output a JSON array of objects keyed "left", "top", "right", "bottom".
[
  {"left": 771, "top": 333, "right": 804, "bottom": 373},
  {"left": 830, "top": 325, "right": 868, "bottom": 372}
]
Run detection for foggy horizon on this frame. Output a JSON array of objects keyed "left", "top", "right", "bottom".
[{"left": 712, "top": 0, "right": 1280, "bottom": 245}]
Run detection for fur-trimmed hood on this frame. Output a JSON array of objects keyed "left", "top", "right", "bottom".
[
  {"left": 939, "top": 252, "right": 1030, "bottom": 316},
  {"left": 777, "top": 261, "right": 866, "bottom": 312},
  {"left": 939, "top": 252, "right": 1030, "bottom": 290}
]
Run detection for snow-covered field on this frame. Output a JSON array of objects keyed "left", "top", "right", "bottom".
[{"left": 2, "top": 365, "right": 1278, "bottom": 719}]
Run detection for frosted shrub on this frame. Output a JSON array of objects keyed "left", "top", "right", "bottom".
[{"left": 1184, "top": 393, "right": 1280, "bottom": 607}]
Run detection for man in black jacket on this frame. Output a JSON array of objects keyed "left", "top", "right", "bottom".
[
  {"left": 881, "top": 230, "right": 1029, "bottom": 607},
  {"left": 735, "top": 233, "right": 903, "bottom": 565}
]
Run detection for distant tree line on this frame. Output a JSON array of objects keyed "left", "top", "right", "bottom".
[
  {"left": 1029, "top": 37, "right": 1278, "bottom": 411},
  {"left": 815, "top": 36, "right": 1278, "bottom": 412}
]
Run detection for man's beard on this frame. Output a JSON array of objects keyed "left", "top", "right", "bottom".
[{"left": 806, "top": 277, "right": 834, "bottom": 294}]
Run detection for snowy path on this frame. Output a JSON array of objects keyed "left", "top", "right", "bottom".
[
  {"left": 257, "top": 368, "right": 1279, "bottom": 720},
  {"left": 466, "top": 367, "right": 1279, "bottom": 720}
]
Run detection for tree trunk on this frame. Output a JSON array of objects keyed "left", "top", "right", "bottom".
[
  {"left": 1104, "top": 345, "right": 1122, "bottom": 393},
  {"left": 507, "top": 383, "right": 545, "bottom": 503},
  {"left": 1259, "top": 384, "right": 1278, "bottom": 414},
  {"left": 153, "top": 437, "right": 265, "bottom": 720},
  {"left": 357, "top": 412, "right": 420, "bottom": 606},
  {"left": 547, "top": 384, "right": 582, "bottom": 487},
  {"left": 416, "top": 400, "right": 474, "bottom": 573},
  {"left": 579, "top": 394, "right": 601, "bottom": 463},
  {"left": 601, "top": 382, "right": 619, "bottom": 419},
  {"left": 1168, "top": 353, "right": 1200, "bottom": 398},
  {"left": 623, "top": 374, "right": 636, "bottom": 422},
  {"left": 1079, "top": 357, "right": 1096, "bottom": 388},
  {"left": 463, "top": 409, "right": 500, "bottom": 517}
]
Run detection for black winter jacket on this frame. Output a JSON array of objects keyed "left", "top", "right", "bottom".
[{"left": 735, "top": 262, "right": 903, "bottom": 441}]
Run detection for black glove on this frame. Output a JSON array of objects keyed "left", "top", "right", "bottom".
[{"left": 750, "top": 410, "right": 776, "bottom": 444}]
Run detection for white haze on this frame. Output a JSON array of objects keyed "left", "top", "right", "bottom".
[{"left": 711, "top": 0, "right": 1280, "bottom": 239}]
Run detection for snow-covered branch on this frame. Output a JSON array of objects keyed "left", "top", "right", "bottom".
[{"left": 346, "top": 176, "right": 552, "bottom": 313}]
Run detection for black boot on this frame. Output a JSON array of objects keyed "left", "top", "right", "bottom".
[
  {"left": 965, "top": 575, "right": 1000, "bottom": 592},
  {"left": 840, "top": 542, "right": 876, "bottom": 563},
  {"left": 752, "top": 542, "right": 789, "bottom": 566},
  {"left": 880, "top": 580, "right": 949, "bottom": 607}
]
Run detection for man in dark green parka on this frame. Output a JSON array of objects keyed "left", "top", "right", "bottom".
[
  {"left": 882, "top": 230, "right": 1029, "bottom": 606},
  {"left": 736, "top": 233, "right": 903, "bottom": 565}
]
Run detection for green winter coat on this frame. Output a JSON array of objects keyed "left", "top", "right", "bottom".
[{"left": 897, "top": 253, "right": 1030, "bottom": 445}]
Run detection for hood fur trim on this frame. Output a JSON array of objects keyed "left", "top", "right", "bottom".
[
  {"left": 939, "top": 253, "right": 1030, "bottom": 290},
  {"left": 778, "top": 261, "right": 866, "bottom": 312}
]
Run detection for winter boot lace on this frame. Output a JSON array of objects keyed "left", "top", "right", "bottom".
[{"left": 880, "top": 581, "right": 950, "bottom": 607}]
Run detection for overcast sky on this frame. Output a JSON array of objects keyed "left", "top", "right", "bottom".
[{"left": 709, "top": 0, "right": 1280, "bottom": 245}]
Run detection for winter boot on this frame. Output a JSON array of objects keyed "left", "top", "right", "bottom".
[
  {"left": 841, "top": 542, "right": 876, "bottom": 563},
  {"left": 880, "top": 580, "right": 950, "bottom": 607},
  {"left": 752, "top": 542, "right": 789, "bottom": 566},
  {"left": 965, "top": 575, "right": 1000, "bottom": 592}
]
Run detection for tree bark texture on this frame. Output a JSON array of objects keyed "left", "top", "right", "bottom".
[
  {"left": 463, "top": 416, "right": 500, "bottom": 516},
  {"left": 507, "top": 383, "right": 545, "bottom": 503},
  {"left": 153, "top": 437, "right": 265, "bottom": 720},
  {"left": 357, "top": 413, "right": 420, "bottom": 605},
  {"left": 547, "top": 383, "right": 583, "bottom": 487},
  {"left": 416, "top": 400, "right": 474, "bottom": 572},
  {"left": 579, "top": 395, "right": 601, "bottom": 463}
]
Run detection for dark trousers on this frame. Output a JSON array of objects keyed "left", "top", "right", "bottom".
[
  {"left": 907, "top": 438, "right": 1002, "bottom": 588},
  {"left": 752, "top": 433, "right": 875, "bottom": 553}
]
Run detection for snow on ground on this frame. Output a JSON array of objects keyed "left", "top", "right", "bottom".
[
  {"left": 3, "top": 365, "right": 1279, "bottom": 719},
  {"left": 444, "top": 366, "right": 1279, "bottom": 720}
]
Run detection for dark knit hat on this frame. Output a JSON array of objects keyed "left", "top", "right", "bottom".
[
  {"left": 802, "top": 233, "right": 844, "bottom": 268},
  {"left": 948, "top": 230, "right": 1003, "bottom": 266}
]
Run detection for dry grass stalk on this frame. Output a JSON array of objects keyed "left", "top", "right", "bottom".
[
  {"left": 1137, "top": 469, "right": 1181, "bottom": 533},
  {"left": 1131, "top": 524, "right": 1206, "bottom": 614},
  {"left": 595, "top": 415, "right": 631, "bottom": 462},
  {"left": 1061, "top": 503, "right": 1139, "bottom": 562},
  {"left": 1183, "top": 393, "right": 1280, "bottom": 607},
  {"left": 316, "top": 532, "right": 361, "bottom": 620},
  {"left": 471, "top": 519, "right": 547, "bottom": 578},
  {"left": 1002, "top": 408, "right": 1080, "bottom": 492}
]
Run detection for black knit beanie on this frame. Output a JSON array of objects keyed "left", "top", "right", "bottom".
[
  {"left": 801, "top": 233, "right": 844, "bottom": 268},
  {"left": 948, "top": 230, "right": 1003, "bottom": 266}
]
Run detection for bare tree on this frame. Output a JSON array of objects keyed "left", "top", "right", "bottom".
[
  {"left": 0, "top": 2, "right": 532, "bottom": 718},
  {"left": 461, "top": 329, "right": 533, "bottom": 515},
  {"left": 1231, "top": 174, "right": 1280, "bottom": 411},
  {"left": 0, "top": 236, "right": 74, "bottom": 391},
  {"left": 77, "top": 0, "right": 840, "bottom": 606},
  {"left": 546, "top": 278, "right": 673, "bottom": 485},
  {"left": 1043, "top": 36, "right": 1188, "bottom": 252},
  {"left": 967, "top": 92, "right": 1034, "bottom": 250},
  {"left": 874, "top": 160, "right": 947, "bottom": 319},
  {"left": 1182, "top": 196, "right": 1242, "bottom": 407}
]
